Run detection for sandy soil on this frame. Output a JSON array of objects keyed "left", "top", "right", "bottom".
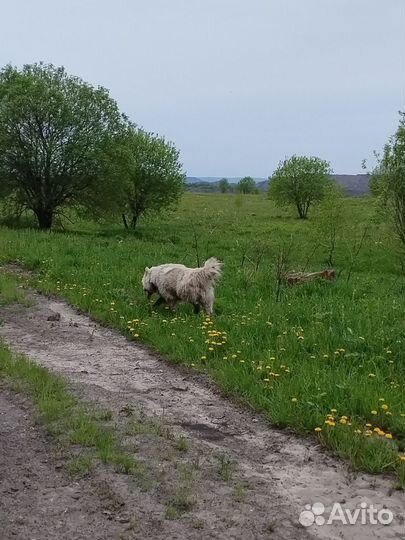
[{"left": 0, "top": 289, "right": 404, "bottom": 540}]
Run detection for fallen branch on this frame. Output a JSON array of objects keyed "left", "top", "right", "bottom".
[{"left": 285, "top": 269, "right": 336, "bottom": 286}]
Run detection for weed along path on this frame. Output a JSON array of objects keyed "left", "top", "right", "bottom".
[{"left": 0, "top": 289, "right": 404, "bottom": 540}]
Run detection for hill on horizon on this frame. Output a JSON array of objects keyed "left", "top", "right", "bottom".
[{"left": 187, "top": 174, "right": 371, "bottom": 196}]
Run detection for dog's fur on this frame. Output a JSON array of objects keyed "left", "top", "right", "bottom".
[{"left": 142, "top": 258, "right": 222, "bottom": 315}]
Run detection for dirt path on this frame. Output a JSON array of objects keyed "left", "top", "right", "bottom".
[
  {"left": 0, "top": 291, "right": 404, "bottom": 540},
  {"left": 0, "top": 387, "right": 136, "bottom": 540}
]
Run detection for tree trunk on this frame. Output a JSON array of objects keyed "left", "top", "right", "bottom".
[
  {"left": 35, "top": 208, "right": 54, "bottom": 230},
  {"left": 130, "top": 214, "right": 139, "bottom": 230},
  {"left": 122, "top": 214, "right": 129, "bottom": 230},
  {"left": 297, "top": 204, "right": 307, "bottom": 219}
]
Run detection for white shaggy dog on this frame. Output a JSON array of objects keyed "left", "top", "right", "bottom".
[{"left": 142, "top": 258, "right": 222, "bottom": 315}]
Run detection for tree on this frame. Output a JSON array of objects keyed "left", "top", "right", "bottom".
[
  {"left": 317, "top": 183, "right": 344, "bottom": 266},
  {"left": 236, "top": 176, "right": 257, "bottom": 194},
  {"left": 370, "top": 112, "right": 405, "bottom": 247},
  {"left": 0, "top": 63, "right": 125, "bottom": 229},
  {"left": 268, "top": 155, "right": 332, "bottom": 218},
  {"left": 219, "top": 177, "right": 230, "bottom": 193},
  {"left": 106, "top": 126, "right": 186, "bottom": 229}
]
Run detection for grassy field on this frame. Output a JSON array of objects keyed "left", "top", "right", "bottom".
[{"left": 0, "top": 193, "right": 404, "bottom": 484}]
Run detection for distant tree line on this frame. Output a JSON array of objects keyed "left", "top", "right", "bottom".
[{"left": 188, "top": 176, "right": 259, "bottom": 195}]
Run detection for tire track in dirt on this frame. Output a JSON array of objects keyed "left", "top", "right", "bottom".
[{"left": 0, "top": 291, "right": 404, "bottom": 540}]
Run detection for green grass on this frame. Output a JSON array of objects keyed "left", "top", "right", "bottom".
[
  {"left": 0, "top": 193, "right": 404, "bottom": 484},
  {"left": 0, "top": 343, "right": 138, "bottom": 475},
  {"left": 0, "top": 272, "right": 27, "bottom": 305}
]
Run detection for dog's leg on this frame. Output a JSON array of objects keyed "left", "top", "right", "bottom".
[
  {"left": 168, "top": 300, "right": 177, "bottom": 312},
  {"left": 153, "top": 296, "right": 166, "bottom": 308},
  {"left": 200, "top": 301, "right": 213, "bottom": 317},
  {"left": 201, "top": 289, "right": 214, "bottom": 317},
  {"left": 193, "top": 303, "right": 201, "bottom": 314}
]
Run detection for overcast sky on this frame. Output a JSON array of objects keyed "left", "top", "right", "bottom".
[{"left": 1, "top": 0, "right": 404, "bottom": 177}]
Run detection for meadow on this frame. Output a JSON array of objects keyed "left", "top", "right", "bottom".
[{"left": 0, "top": 193, "right": 404, "bottom": 484}]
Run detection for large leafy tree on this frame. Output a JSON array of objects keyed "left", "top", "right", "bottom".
[
  {"left": 219, "top": 177, "right": 230, "bottom": 193},
  {"left": 106, "top": 126, "right": 186, "bottom": 229},
  {"left": 0, "top": 63, "right": 126, "bottom": 229},
  {"left": 268, "top": 155, "right": 332, "bottom": 218},
  {"left": 236, "top": 176, "right": 257, "bottom": 194},
  {"left": 370, "top": 112, "right": 405, "bottom": 247}
]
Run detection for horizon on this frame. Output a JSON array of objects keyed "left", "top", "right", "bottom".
[{"left": 187, "top": 172, "right": 370, "bottom": 180}]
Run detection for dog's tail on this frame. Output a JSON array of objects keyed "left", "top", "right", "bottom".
[{"left": 199, "top": 257, "right": 222, "bottom": 283}]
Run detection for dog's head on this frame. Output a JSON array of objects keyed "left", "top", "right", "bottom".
[{"left": 142, "top": 267, "right": 155, "bottom": 297}]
